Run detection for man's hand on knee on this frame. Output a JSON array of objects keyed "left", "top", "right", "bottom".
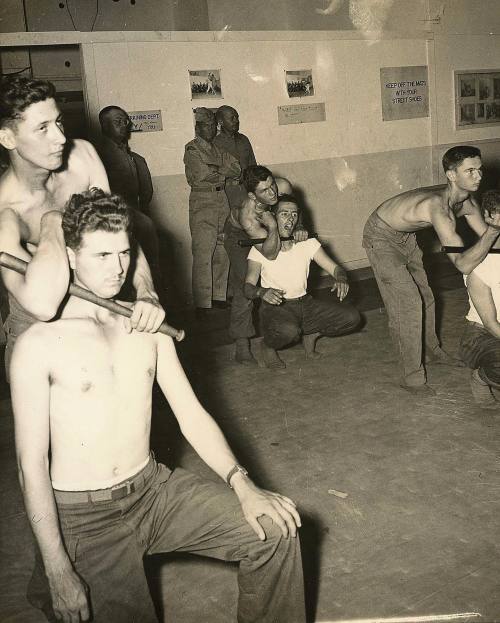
[
  {"left": 126, "top": 297, "right": 166, "bottom": 333},
  {"left": 233, "top": 478, "right": 301, "bottom": 541}
]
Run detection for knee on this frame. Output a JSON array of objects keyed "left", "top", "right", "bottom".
[
  {"left": 265, "top": 321, "right": 300, "bottom": 348},
  {"left": 343, "top": 306, "right": 361, "bottom": 331},
  {"left": 251, "top": 516, "right": 294, "bottom": 557}
]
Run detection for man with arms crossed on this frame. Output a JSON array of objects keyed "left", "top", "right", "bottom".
[
  {"left": 459, "top": 190, "right": 500, "bottom": 408},
  {"left": 245, "top": 195, "right": 360, "bottom": 368},
  {"left": 0, "top": 76, "right": 164, "bottom": 378},
  {"left": 224, "top": 165, "right": 307, "bottom": 365},
  {"left": 12, "top": 189, "right": 305, "bottom": 623},
  {"left": 362, "top": 146, "right": 500, "bottom": 395}
]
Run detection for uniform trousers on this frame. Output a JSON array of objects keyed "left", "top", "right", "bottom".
[
  {"left": 28, "top": 457, "right": 306, "bottom": 623},
  {"left": 362, "top": 211, "right": 440, "bottom": 386},
  {"left": 189, "top": 189, "right": 230, "bottom": 308}
]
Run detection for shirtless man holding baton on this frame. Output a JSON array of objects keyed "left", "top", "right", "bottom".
[
  {"left": 362, "top": 145, "right": 500, "bottom": 394},
  {"left": 12, "top": 188, "right": 305, "bottom": 623},
  {"left": 0, "top": 75, "right": 165, "bottom": 378}
]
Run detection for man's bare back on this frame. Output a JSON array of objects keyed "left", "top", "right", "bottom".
[
  {"left": 17, "top": 304, "right": 157, "bottom": 489},
  {"left": 376, "top": 185, "right": 475, "bottom": 233}
]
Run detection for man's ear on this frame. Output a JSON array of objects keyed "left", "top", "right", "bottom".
[
  {"left": 66, "top": 247, "right": 76, "bottom": 270},
  {"left": 0, "top": 127, "right": 16, "bottom": 151},
  {"left": 445, "top": 168, "right": 456, "bottom": 183}
]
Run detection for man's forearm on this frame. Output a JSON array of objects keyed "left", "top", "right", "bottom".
[
  {"left": 132, "top": 246, "right": 158, "bottom": 300},
  {"left": 19, "top": 461, "right": 72, "bottom": 579},
  {"left": 244, "top": 282, "right": 265, "bottom": 300},
  {"left": 178, "top": 408, "right": 240, "bottom": 482},
  {"left": 482, "top": 319, "right": 500, "bottom": 340},
  {"left": 260, "top": 227, "right": 280, "bottom": 260},
  {"left": 455, "top": 228, "right": 500, "bottom": 274},
  {"left": 13, "top": 214, "right": 69, "bottom": 320}
]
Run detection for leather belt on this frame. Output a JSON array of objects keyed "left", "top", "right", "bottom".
[
  {"left": 53, "top": 459, "right": 151, "bottom": 504},
  {"left": 191, "top": 185, "right": 225, "bottom": 192}
]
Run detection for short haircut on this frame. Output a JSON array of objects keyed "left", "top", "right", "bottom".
[
  {"left": 216, "top": 105, "right": 236, "bottom": 122},
  {"left": 274, "top": 194, "right": 299, "bottom": 213},
  {"left": 98, "top": 105, "right": 126, "bottom": 127},
  {"left": 0, "top": 75, "right": 56, "bottom": 129},
  {"left": 242, "top": 165, "right": 273, "bottom": 193},
  {"left": 442, "top": 145, "right": 481, "bottom": 172},
  {"left": 481, "top": 189, "right": 500, "bottom": 217},
  {"left": 62, "top": 188, "right": 132, "bottom": 250}
]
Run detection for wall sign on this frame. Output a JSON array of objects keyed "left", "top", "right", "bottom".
[
  {"left": 380, "top": 66, "right": 429, "bottom": 121},
  {"left": 455, "top": 69, "right": 500, "bottom": 128},
  {"left": 277, "top": 103, "right": 326, "bottom": 125},
  {"left": 128, "top": 110, "right": 163, "bottom": 133}
]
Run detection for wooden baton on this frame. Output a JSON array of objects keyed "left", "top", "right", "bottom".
[
  {"left": 0, "top": 252, "right": 185, "bottom": 342},
  {"left": 442, "top": 246, "right": 500, "bottom": 254},
  {"left": 238, "top": 233, "right": 319, "bottom": 247}
]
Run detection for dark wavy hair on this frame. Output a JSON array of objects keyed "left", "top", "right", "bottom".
[
  {"left": 482, "top": 189, "right": 500, "bottom": 217},
  {"left": 0, "top": 75, "right": 56, "bottom": 129},
  {"left": 442, "top": 145, "right": 481, "bottom": 172},
  {"left": 242, "top": 165, "right": 274, "bottom": 193},
  {"left": 62, "top": 188, "right": 132, "bottom": 250},
  {"left": 272, "top": 194, "right": 300, "bottom": 215}
]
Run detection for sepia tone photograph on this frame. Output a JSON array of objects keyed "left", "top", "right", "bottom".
[{"left": 2, "top": 2, "right": 500, "bottom": 623}]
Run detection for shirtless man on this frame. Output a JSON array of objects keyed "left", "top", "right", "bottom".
[
  {"left": 0, "top": 75, "right": 164, "bottom": 378},
  {"left": 12, "top": 189, "right": 305, "bottom": 623},
  {"left": 223, "top": 165, "right": 307, "bottom": 364},
  {"left": 362, "top": 145, "right": 500, "bottom": 395}
]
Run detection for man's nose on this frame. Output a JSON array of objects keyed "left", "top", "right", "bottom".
[
  {"left": 113, "top": 255, "right": 125, "bottom": 275},
  {"left": 52, "top": 123, "right": 66, "bottom": 145}
]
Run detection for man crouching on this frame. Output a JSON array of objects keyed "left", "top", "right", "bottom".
[{"left": 12, "top": 188, "right": 305, "bottom": 623}]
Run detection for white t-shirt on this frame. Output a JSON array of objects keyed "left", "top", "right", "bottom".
[
  {"left": 465, "top": 254, "right": 500, "bottom": 325},
  {"left": 248, "top": 238, "right": 321, "bottom": 299}
]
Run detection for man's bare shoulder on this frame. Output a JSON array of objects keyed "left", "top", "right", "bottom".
[
  {"left": 13, "top": 321, "right": 54, "bottom": 356},
  {"left": 66, "top": 138, "right": 101, "bottom": 169},
  {"left": 0, "top": 169, "right": 22, "bottom": 212}
]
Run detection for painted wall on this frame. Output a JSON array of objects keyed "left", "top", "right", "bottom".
[
  {"left": 85, "top": 33, "right": 433, "bottom": 303},
  {"left": 2, "top": 1, "right": 500, "bottom": 305}
]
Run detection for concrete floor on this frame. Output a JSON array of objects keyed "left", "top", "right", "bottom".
[{"left": 2, "top": 276, "right": 500, "bottom": 623}]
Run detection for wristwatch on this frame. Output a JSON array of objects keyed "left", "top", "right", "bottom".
[{"left": 226, "top": 464, "right": 248, "bottom": 488}]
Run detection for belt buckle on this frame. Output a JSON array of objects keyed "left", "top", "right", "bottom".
[{"left": 110, "top": 480, "right": 135, "bottom": 501}]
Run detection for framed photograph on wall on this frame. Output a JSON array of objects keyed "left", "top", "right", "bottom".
[
  {"left": 455, "top": 69, "right": 500, "bottom": 128},
  {"left": 285, "top": 70, "right": 314, "bottom": 98},
  {"left": 189, "top": 69, "right": 223, "bottom": 100}
]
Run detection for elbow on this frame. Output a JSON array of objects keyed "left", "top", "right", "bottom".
[
  {"left": 27, "top": 301, "right": 59, "bottom": 322},
  {"left": 262, "top": 249, "right": 279, "bottom": 261}
]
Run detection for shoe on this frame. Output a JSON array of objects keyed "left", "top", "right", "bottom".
[
  {"left": 399, "top": 383, "right": 436, "bottom": 396},
  {"left": 262, "top": 342, "right": 286, "bottom": 369},
  {"left": 470, "top": 369, "right": 497, "bottom": 408},
  {"left": 235, "top": 338, "right": 257, "bottom": 366},
  {"left": 425, "top": 348, "right": 465, "bottom": 367}
]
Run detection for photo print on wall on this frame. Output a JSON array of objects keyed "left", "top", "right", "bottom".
[
  {"left": 455, "top": 69, "right": 500, "bottom": 128},
  {"left": 189, "top": 69, "right": 223, "bottom": 100},
  {"left": 285, "top": 70, "right": 314, "bottom": 98}
]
